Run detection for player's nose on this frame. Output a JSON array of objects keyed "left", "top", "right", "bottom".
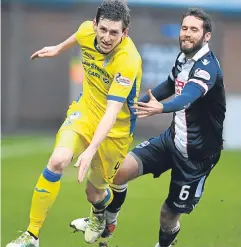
[
  {"left": 184, "top": 29, "right": 192, "bottom": 37},
  {"left": 103, "top": 33, "right": 111, "bottom": 42}
]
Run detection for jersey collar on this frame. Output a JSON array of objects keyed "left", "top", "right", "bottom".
[
  {"left": 94, "top": 37, "right": 103, "bottom": 54},
  {"left": 192, "top": 43, "right": 210, "bottom": 61},
  {"left": 178, "top": 43, "right": 210, "bottom": 63}
]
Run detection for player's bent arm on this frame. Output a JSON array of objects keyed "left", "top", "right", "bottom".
[
  {"left": 87, "top": 100, "right": 124, "bottom": 151},
  {"left": 162, "top": 82, "right": 203, "bottom": 113},
  {"left": 140, "top": 77, "right": 175, "bottom": 103},
  {"left": 56, "top": 33, "right": 78, "bottom": 53},
  {"left": 30, "top": 33, "right": 78, "bottom": 60}
]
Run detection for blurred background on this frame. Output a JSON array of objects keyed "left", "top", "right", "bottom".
[
  {"left": 2, "top": 0, "right": 241, "bottom": 149},
  {"left": 1, "top": 1, "right": 241, "bottom": 247}
]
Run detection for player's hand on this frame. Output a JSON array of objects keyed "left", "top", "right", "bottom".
[
  {"left": 73, "top": 147, "right": 97, "bottom": 184},
  {"left": 133, "top": 89, "right": 163, "bottom": 118},
  {"left": 30, "top": 45, "right": 61, "bottom": 60}
]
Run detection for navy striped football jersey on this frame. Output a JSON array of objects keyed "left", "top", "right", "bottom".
[{"left": 169, "top": 44, "right": 226, "bottom": 159}]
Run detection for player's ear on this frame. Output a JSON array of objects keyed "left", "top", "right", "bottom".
[
  {"left": 204, "top": 32, "right": 211, "bottom": 42},
  {"left": 122, "top": 27, "right": 129, "bottom": 37},
  {"left": 93, "top": 19, "right": 97, "bottom": 33}
]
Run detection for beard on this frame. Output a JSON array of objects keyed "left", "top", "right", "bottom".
[{"left": 179, "top": 35, "right": 205, "bottom": 56}]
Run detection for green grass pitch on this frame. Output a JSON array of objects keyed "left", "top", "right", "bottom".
[{"left": 1, "top": 136, "right": 241, "bottom": 247}]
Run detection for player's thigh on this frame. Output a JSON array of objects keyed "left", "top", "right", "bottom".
[
  {"left": 60, "top": 99, "right": 94, "bottom": 143},
  {"left": 131, "top": 131, "right": 173, "bottom": 178},
  {"left": 113, "top": 153, "right": 139, "bottom": 185},
  {"left": 54, "top": 129, "right": 88, "bottom": 160},
  {"left": 165, "top": 151, "right": 221, "bottom": 214},
  {"left": 88, "top": 136, "right": 132, "bottom": 190},
  {"left": 56, "top": 99, "right": 94, "bottom": 158}
]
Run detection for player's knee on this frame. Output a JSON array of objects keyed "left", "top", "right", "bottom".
[
  {"left": 48, "top": 155, "right": 71, "bottom": 173},
  {"left": 85, "top": 190, "right": 96, "bottom": 203},
  {"left": 113, "top": 153, "right": 139, "bottom": 185},
  {"left": 85, "top": 182, "right": 106, "bottom": 204},
  {"left": 160, "top": 203, "right": 180, "bottom": 231},
  {"left": 48, "top": 148, "right": 73, "bottom": 173},
  {"left": 85, "top": 190, "right": 106, "bottom": 204}
]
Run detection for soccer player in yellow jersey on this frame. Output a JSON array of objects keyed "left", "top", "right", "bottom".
[{"left": 6, "top": 1, "right": 142, "bottom": 246}]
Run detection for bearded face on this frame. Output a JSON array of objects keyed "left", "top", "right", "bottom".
[{"left": 179, "top": 15, "right": 211, "bottom": 57}]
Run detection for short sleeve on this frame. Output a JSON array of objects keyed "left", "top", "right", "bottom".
[
  {"left": 75, "top": 21, "right": 93, "bottom": 46},
  {"left": 188, "top": 59, "right": 218, "bottom": 95},
  {"left": 107, "top": 55, "right": 140, "bottom": 103}
]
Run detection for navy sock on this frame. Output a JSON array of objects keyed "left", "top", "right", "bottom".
[
  {"left": 159, "top": 226, "right": 180, "bottom": 247},
  {"left": 106, "top": 187, "right": 127, "bottom": 213}
]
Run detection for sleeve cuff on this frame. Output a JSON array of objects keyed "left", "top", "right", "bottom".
[{"left": 107, "top": 95, "right": 126, "bottom": 103}]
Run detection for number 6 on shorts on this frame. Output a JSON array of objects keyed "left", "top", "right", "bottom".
[{"left": 179, "top": 185, "right": 191, "bottom": 201}]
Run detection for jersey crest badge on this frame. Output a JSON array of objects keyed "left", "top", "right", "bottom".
[
  {"left": 194, "top": 68, "right": 210, "bottom": 80},
  {"left": 201, "top": 59, "right": 210, "bottom": 66},
  {"left": 103, "top": 56, "right": 111, "bottom": 67},
  {"left": 115, "top": 73, "right": 131, "bottom": 86}
]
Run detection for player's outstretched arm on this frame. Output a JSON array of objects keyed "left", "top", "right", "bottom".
[
  {"left": 134, "top": 89, "right": 164, "bottom": 118},
  {"left": 139, "top": 78, "right": 175, "bottom": 103},
  {"left": 30, "top": 33, "right": 77, "bottom": 60},
  {"left": 134, "top": 83, "right": 203, "bottom": 118},
  {"left": 74, "top": 101, "right": 124, "bottom": 183}
]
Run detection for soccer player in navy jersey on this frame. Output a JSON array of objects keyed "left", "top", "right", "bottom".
[{"left": 71, "top": 8, "right": 226, "bottom": 247}]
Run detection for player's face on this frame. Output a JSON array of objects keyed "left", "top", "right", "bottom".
[
  {"left": 179, "top": 16, "right": 211, "bottom": 56},
  {"left": 94, "top": 18, "right": 128, "bottom": 54}
]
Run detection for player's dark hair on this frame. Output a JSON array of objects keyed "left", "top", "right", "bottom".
[
  {"left": 96, "top": 0, "right": 130, "bottom": 31},
  {"left": 181, "top": 8, "right": 212, "bottom": 33}
]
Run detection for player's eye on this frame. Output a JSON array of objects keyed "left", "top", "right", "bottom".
[
  {"left": 100, "top": 27, "right": 107, "bottom": 32},
  {"left": 111, "top": 31, "right": 118, "bottom": 36}
]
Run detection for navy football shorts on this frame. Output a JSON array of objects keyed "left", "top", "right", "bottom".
[{"left": 131, "top": 128, "right": 221, "bottom": 214}]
